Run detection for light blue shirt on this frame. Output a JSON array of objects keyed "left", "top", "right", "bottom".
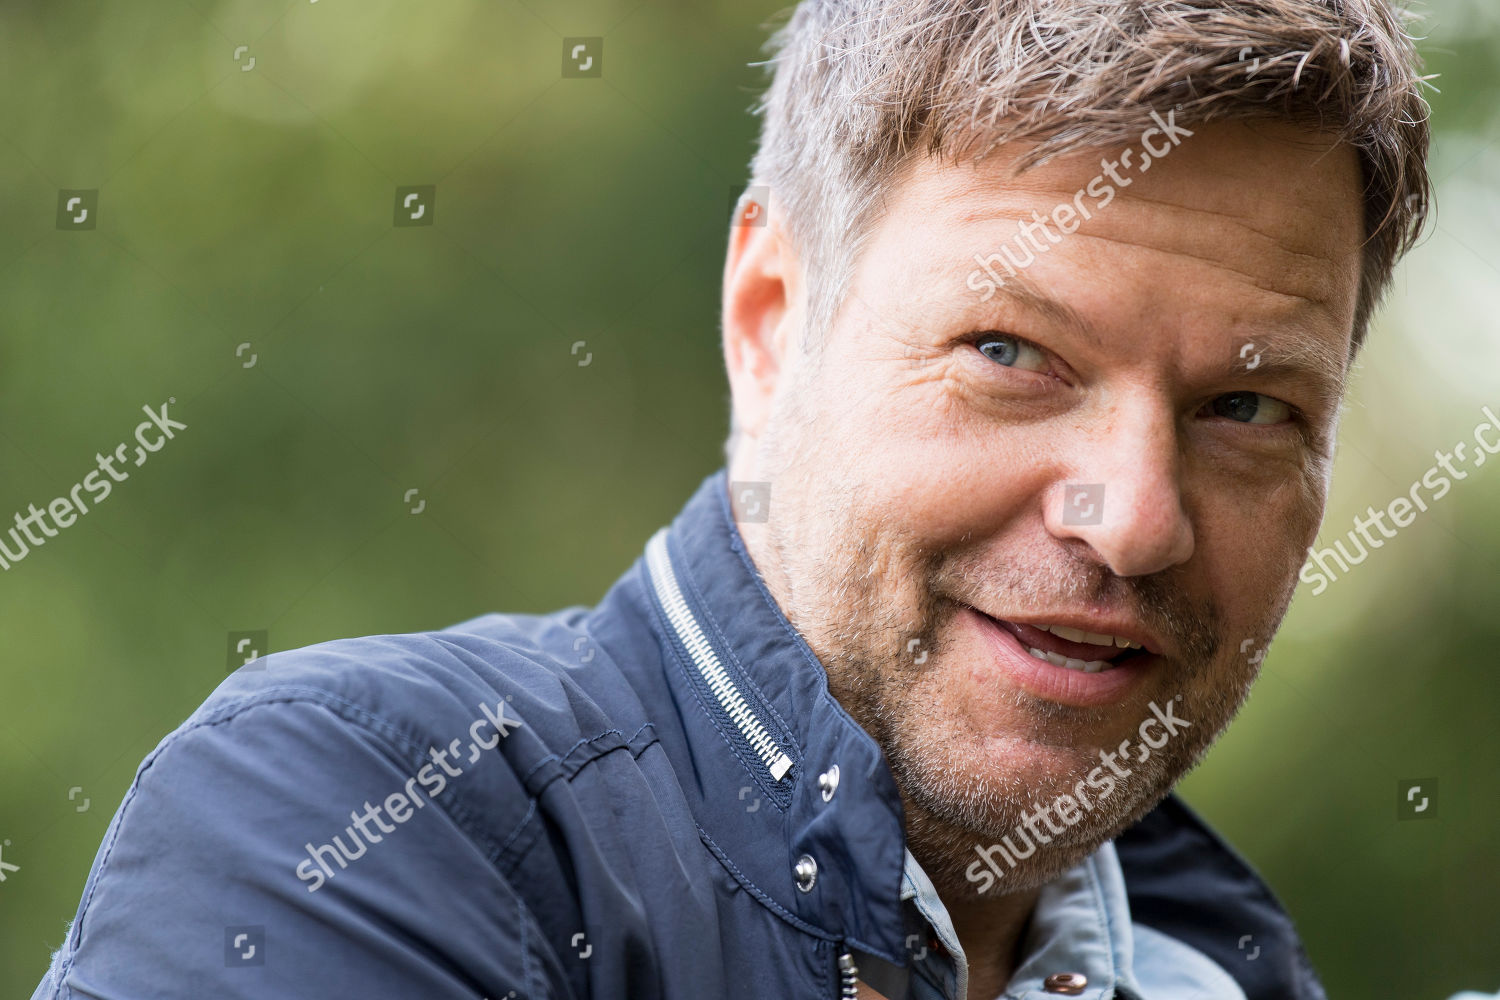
[{"left": 888, "top": 841, "right": 1246, "bottom": 1000}]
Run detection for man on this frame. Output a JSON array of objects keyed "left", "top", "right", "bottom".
[{"left": 32, "top": 1, "right": 1435, "bottom": 998}]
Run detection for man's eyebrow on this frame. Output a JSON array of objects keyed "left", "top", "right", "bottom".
[
  {"left": 982, "top": 270, "right": 1103, "bottom": 349},
  {"left": 971, "top": 270, "right": 1348, "bottom": 404},
  {"left": 1218, "top": 337, "right": 1348, "bottom": 407}
]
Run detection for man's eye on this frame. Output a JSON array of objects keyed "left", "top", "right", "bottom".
[
  {"left": 975, "top": 334, "right": 1049, "bottom": 373},
  {"left": 1206, "top": 391, "right": 1292, "bottom": 425}
]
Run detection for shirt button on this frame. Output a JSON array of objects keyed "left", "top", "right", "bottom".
[{"left": 1043, "top": 972, "right": 1088, "bottom": 994}]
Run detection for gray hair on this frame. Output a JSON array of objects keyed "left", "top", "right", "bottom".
[{"left": 742, "top": 0, "right": 1432, "bottom": 369}]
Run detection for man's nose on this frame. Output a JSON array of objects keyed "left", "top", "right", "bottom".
[{"left": 1045, "top": 408, "right": 1195, "bottom": 578}]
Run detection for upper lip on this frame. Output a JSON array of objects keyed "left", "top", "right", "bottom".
[{"left": 966, "top": 604, "right": 1164, "bottom": 656}]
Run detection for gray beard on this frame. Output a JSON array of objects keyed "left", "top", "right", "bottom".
[{"left": 765, "top": 501, "right": 1266, "bottom": 898}]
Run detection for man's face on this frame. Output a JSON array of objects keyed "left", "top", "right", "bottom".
[{"left": 726, "top": 121, "right": 1362, "bottom": 894}]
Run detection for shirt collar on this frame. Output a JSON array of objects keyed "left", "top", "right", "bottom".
[{"left": 900, "top": 842, "right": 1246, "bottom": 1000}]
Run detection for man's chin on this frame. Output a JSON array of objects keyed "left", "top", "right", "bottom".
[
  {"left": 900, "top": 765, "right": 1173, "bottom": 898},
  {"left": 885, "top": 711, "right": 1184, "bottom": 878},
  {"left": 905, "top": 759, "right": 1132, "bottom": 842}
]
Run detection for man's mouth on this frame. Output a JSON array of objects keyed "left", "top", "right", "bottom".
[
  {"left": 964, "top": 607, "right": 1159, "bottom": 672},
  {"left": 994, "top": 619, "right": 1145, "bottom": 673},
  {"left": 957, "top": 604, "right": 1159, "bottom": 706},
  {"left": 954, "top": 605, "right": 1152, "bottom": 707}
]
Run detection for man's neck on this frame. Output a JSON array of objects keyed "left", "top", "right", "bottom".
[
  {"left": 904, "top": 799, "right": 1040, "bottom": 1000},
  {"left": 944, "top": 889, "right": 1038, "bottom": 1000},
  {"left": 854, "top": 889, "right": 1035, "bottom": 1000}
]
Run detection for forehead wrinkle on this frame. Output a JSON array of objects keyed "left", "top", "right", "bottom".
[
  {"left": 1061, "top": 230, "right": 1341, "bottom": 310},
  {"left": 1092, "top": 189, "right": 1355, "bottom": 267},
  {"left": 952, "top": 194, "right": 1350, "bottom": 283}
]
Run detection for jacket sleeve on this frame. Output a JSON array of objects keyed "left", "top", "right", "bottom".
[{"left": 31, "top": 691, "right": 570, "bottom": 1000}]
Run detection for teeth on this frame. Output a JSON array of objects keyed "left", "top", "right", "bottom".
[
  {"left": 1026, "top": 647, "right": 1115, "bottom": 673},
  {"left": 1043, "top": 624, "right": 1095, "bottom": 644},
  {"left": 1036, "top": 623, "right": 1142, "bottom": 651}
]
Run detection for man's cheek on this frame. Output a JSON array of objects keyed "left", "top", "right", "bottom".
[
  {"left": 897, "top": 471, "right": 1037, "bottom": 547},
  {"left": 925, "top": 652, "right": 1003, "bottom": 724},
  {"left": 1201, "top": 505, "right": 1307, "bottom": 624}
]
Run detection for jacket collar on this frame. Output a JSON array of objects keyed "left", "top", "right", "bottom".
[{"left": 640, "top": 468, "right": 909, "bottom": 961}]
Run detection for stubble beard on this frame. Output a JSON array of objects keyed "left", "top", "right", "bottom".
[{"left": 754, "top": 424, "right": 1271, "bottom": 897}]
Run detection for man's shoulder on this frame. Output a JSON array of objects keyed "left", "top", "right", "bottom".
[
  {"left": 40, "top": 610, "right": 633, "bottom": 999},
  {"left": 198, "top": 607, "right": 632, "bottom": 765},
  {"left": 130, "top": 605, "right": 665, "bottom": 859},
  {"left": 97, "top": 606, "right": 659, "bottom": 905}
]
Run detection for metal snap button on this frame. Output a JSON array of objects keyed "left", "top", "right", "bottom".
[
  {"left": 794, "top": 854, "right": 818, "bottom": 892},
  {"left": 1043, "top": 972, "right": 1088, "bottom": 994},
  {"left": 818, "top": 764, "right": 840, "bottom": 802}
]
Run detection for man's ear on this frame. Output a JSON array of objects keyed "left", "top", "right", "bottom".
[{"left": 722, "top": 193, "right": 804, "bottom": 445}]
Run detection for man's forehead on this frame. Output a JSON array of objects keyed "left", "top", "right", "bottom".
[
  {"left": 886, "top": 122, "right": 1364, "bottom": 257},
  {"left": 852, "top": 125, "right": 1362, "bottom": 389},
  {"left": 923, "top": 120, "right": 1357, "bottom": 210}
]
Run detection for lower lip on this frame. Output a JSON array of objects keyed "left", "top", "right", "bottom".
[{"left": 963, "top": 605, "right": 1153, "bottom": 707}]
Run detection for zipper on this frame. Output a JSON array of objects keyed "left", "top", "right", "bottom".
[
  {"left": 837, "top": 950, "right": 859, "bottom": 998},
  {"left": 645, "top": 528, "right": 794, "bottom": 780}
]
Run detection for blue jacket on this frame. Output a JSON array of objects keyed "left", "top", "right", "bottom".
[{"left": 32, "top": 469, "right": 1328, "bottom": 1000}]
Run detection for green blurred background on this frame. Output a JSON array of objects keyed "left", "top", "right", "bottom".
[{"left": 1, "top": 0, "right": 1497, "bottom": 994}]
